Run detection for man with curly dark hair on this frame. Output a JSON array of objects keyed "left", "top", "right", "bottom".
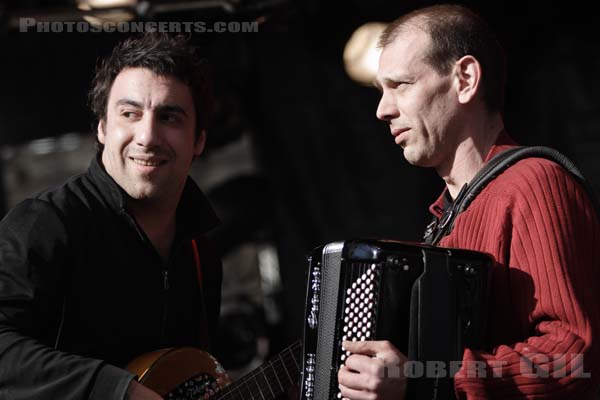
[{"left": 0, "top": 33, "right": 221, "bottom": 399}]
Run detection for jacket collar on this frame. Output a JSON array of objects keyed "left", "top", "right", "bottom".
[
  {"left": 428, "top": 130, "right": 518, "bottom": 218},
  {"left": 88, "top": 152, "right": 219, "bottom": 238}
]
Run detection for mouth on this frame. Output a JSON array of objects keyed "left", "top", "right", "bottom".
[
  {"left": 391, "top": 128, "right": 410, "bottom": 145},
  {"left": 129, "top": 157, "right": 168, "bottom": 168}
]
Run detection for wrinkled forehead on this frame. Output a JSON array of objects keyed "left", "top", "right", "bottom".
[
  {"left": 109, "top": 68, "right": 194, "bottom": 108},
  {"left": 377, "top": 27, "right": 432, "bottom": 77},
  {"left": 381, "top": 24, "right": 431, "bottom": 60}
]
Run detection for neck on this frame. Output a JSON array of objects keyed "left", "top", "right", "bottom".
[
  {"left": 437, "top": 112, "right": 504, "bottom": 199},
  {"left": 129, "top": 199, "right": 177, "bottom": 262}
]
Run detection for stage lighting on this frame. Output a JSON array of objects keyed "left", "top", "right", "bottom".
[
  {"left": 343, "top": 22, "right": 387, "bottom": 86},
  {"left": 77, "top": 0, "right": 137, "bottom": 24},
  {"left": 78, "top": 0, "right": 137, "bottom": 8}
]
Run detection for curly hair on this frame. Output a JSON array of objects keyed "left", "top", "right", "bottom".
[{"left": 89, "top": 33, "right": 213, "bottom": 140}]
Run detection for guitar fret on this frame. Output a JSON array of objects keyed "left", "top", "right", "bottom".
[
  {"left": 248, "top": 383, "right": 256, "bottom": 400},
  {"left": 219, "top": 376, "right": 244, "bottom": 400},
  {"left": 289, "top": 346, "right": 300, "bottom": 371},
  {"left": 222, "top": 386, "right": 236, "bottom": 400},
  {"left": 191, "top": 341, "right": 303, "bottom": 400},
  {"left": 241, "top": 377, "right": 255, "bottom": 400},
  {"left": 269, "top": 361, "right": 284, "bottom": 393},
  {"left": 281, "top": 342, "right": 301, "bottom": 383},
  {"left": 235, "top": 382, "right": 246, "bottom": 400},
  {"left": 278, "top": 353, "right": 294, "bottom": 385},
  {"left": 290, "top": 353, "right": 300, "bottom": 371},
  {"left": 253, "top": 374, "right": 267, "bottom": 400},
  {"left": 243, "top": 373, "right": 258, "bottom": 400},
  {"left": 222, "top": 373, "right": 262, "bottom": 400},
  {"left": 260, "top": 364, "right": 276, "bottom": 398},
  {"left": 286, "top": 353, "right": 299, "bottom": 373}
]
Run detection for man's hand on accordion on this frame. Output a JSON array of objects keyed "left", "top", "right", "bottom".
[{"left": 338, "top": 340, "right": 407, "bottom": 400}]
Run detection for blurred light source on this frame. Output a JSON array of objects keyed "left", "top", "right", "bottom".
[
  {"left": 77, "top": 0, "right": 137, "bottom": 24},
  {"left": 81, "top": 0, "right": 137, "bottom": 7},
  {"left": 343, "top": 22, "right": 387, "bottom": 86}
]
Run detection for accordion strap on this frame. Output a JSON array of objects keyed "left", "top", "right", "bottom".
[{"left": 423, "top": 146, "right": 600, "bottom": 245}]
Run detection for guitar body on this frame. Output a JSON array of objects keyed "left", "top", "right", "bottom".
[
  {"left": 126, "top": 347, "right": 231, "bottom": 399},
  {"left": 127, "top": 341, "right": 301, "bottom": 400}
]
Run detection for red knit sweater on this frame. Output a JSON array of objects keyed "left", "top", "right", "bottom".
[{"left": 429, "top": 133, "right": 600, "bottom": 399}]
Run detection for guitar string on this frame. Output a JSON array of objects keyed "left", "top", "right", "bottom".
[
  {"left": 278, "top": 352, "right": 294, "bottom": 385},
  {"left": 215, "top": 341, "right": 302, "bottom": 400},
  {"left": 217, "top": 344, "right": 300, "bottom": 400},
  {"left": 270, "top": 359, "right": 284, "bottom": 391},
  {"left": 218, "top": 363, "right": 277, "bottom": 400}
]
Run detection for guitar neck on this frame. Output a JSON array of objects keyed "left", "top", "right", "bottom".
[{"left": 215, "top": 340, "right": 302, "bottom": 400}]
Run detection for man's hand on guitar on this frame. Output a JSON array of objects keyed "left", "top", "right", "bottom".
[
  {"left": 338, "top": 340, "right": 407, "bottom": 400},
  {"left": 125, "top": 380, "right": 163, "bottom": 400}
]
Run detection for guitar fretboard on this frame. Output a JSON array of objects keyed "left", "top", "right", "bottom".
[{"left": 215, "top": 340, "right": 302, "bottom": 400}]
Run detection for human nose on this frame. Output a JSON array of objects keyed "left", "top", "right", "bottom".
[
  {"left": 376, "top": 90, "right": 399, "bottom": 122},
  {"left": 134, "top": 113, "right": 161, "bottom": 147}
]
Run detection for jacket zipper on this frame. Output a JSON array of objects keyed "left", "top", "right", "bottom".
[
  {"left": 162, "top": 269, "right": 170, "bottom": 291},
  {"left": 122, "top": 210, "right": 172, "bottom": 341}
]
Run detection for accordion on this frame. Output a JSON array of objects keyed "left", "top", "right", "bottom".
[{"left": 300, "top": 239, "right": 493, "bottom": 400}]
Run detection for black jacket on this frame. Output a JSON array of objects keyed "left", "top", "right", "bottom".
[{"left": 0, "top": 155, "right": 222, "bottom": 399}]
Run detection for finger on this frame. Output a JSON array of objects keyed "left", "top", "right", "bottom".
[
  {"left": 339, "top": 362, "right": 390, "bottom": 393},
  {"left": 344, "top": 354, "right": 386, "bottom": 377},
  {"left": 342, "top": 340, "right": 378, "bottom": 356},
  {"left": 338, "top": 364, "right": 374, "bottom": 390},
  {"left": 342, "top": 340, "right": 394, "bottom": 356},
  {"left": 344, "top": 353, "right": 378, "bottom": 370},
  {"left": 343, "top": 340, "right": 407, "bottom": 365},
  {"left": 338, "top": 383, "right": 376, "bottom": 400}
]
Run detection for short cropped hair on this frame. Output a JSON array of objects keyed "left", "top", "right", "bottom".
[
  {"left": 89, "top": 33, "right": 213, "bottom": 140},
  {"left": 379, "top": 4, "right": 506, "bottom": 112}
]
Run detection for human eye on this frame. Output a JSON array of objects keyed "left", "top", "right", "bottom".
[
  {"left": 120, "top": 110, "right": 140, "bottom": 120},
  {"left": 159, "top": 112, "right": 183, "bottom": 125},
  {"left": 383, "top": 79, "right": 408, "bottom": 91}
]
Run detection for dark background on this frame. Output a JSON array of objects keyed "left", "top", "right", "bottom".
[{"left": 1, "top": 0, "right": 600, "bottom": 358}]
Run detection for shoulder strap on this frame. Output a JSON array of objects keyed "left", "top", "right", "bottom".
[{"left": 424, "top": 146, "right": 600, "bottom": 245}]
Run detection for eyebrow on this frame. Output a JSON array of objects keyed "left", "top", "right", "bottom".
[
  {"left": 115, "top": 98, "right": 143, "bottom": 108},
  {"left": 115, "top": 98, "right": 188, "bottom": 116},
  {"left": 156, "top": 104, "right": 188, "bottom": 117},
  {"left": 373, "top": 75, "right": 413, "bottom": 91}
]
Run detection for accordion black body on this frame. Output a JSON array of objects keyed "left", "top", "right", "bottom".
[{"left": 300, "top": 239, "right": 493, "bottom": 400}]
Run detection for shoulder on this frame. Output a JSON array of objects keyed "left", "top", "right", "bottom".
[
  {"left": 484, "top": 157, "right": 580, "bottom": 199},
  {"left": 0, "top": 198, "right": 71, "bottom": 253},
  {"left": 483, "top": 157, "right": 598, "bottom": 226},
  {"left": 2, "top": 197, "right": 64, "bottom": 226},
  {"left": 1, "top": 172, "right": 98, "bottom": 239},
  {"left": 502, "top": 157, "right": 570, "bottom": 180},
  {"left": 31, "top": 172, "right": 102, "bottom": 218}
]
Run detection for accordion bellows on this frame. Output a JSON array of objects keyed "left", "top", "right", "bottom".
[{"left": 300, "top": 239, "right": 493, "bottom": 400}]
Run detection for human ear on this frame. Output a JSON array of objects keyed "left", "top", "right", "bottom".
[
  {"left": 193, "top": 129, "right": 207, "bottom": 156},
  {"left": 453, "top": 55, "right": 481, "bottom": 105},
  {"left": 97, "top": 120, "right": 106, "bottom": 144}
]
